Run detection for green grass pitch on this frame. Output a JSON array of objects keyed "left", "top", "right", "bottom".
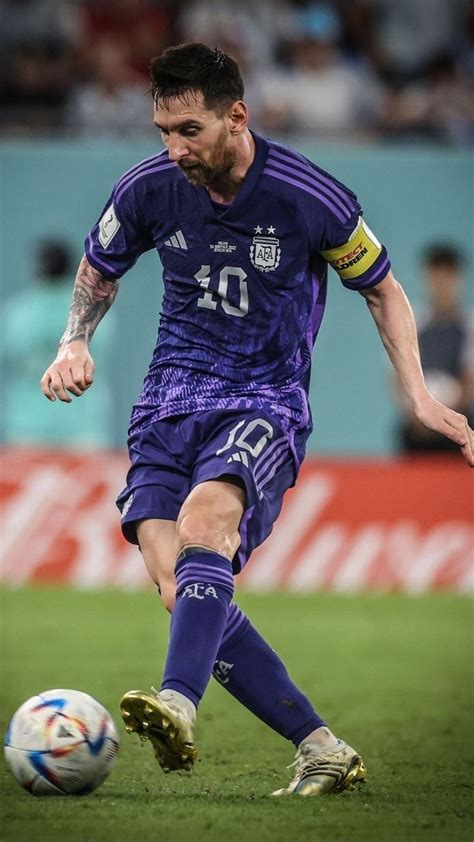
[{"left": 1, "top": 587, "right": 472, "bottom": 842}]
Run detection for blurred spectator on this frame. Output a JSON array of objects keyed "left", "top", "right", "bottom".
[
  {"left": 0, "top": 0, "right": 81, "bottom": 59},
  {"left": 0, "top": 42, "right": 72, "bottom": 135},
  {"left": 178, "top": 0, "right": 295, "bottom": 70},
  {"left": 0, "top": 0, "right": 80, "bottom": 134},
  {"left": 455, "top": 4, "right": 474, "bottom": 79},
  {"left": 258, "top": 4, "right": 382, "bottom": 140},
  {"left": 2, "top": 239, "right": 116, "bottom": 449},
  {"left": 367, "top": 0, "right": 468, "bottom": 83},
  {"left": 394, "top": 244, "right": 474, "bottom": 454},
  {"left": 381, "top": 53, "right": 474, "bottom": 145},
  {"left": 65, "top": 37, "right": 153, "bottom": 137},
  {"left": 78, "top": 0, "right": 177, "bottom": 80},
  {"left": 336, "top": 0, "right": 381, "bottom": 71}
]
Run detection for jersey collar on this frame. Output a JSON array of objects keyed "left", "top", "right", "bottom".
[{"left": 195, "top": 130, "right": 270, "bottom": 222}]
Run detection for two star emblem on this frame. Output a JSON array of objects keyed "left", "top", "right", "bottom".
[{"left": 254, "top": 225, "right": 276, "bottom": 235}]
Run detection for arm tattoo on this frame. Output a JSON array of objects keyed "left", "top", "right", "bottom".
[{"left": 60, "top": 256, "right": 120, "bottom": 345}]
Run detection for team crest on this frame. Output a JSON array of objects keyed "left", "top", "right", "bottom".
[{"left": 250, "top": 225, "right": 281, "bottom": 272}]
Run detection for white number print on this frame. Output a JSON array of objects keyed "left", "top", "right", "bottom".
[
  {"left": 216, "top": 418, "right": 274, "bottom": 458},
  {"left": 195, "top": 264, "right": 249, "bottom": 318}
]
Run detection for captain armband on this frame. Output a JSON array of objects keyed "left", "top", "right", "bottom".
[{"left": 321, "top": 218, "right": 383, "bottom": 281}]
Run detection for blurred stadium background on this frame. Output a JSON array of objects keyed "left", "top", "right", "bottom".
[
  {"left": 1, "top": 0, "right": 472, "bottom": 593},
  {"left": 0, "top": 2, "right": 473, "bottom": 839}
]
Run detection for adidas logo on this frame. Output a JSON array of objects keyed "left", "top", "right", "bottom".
[
  {"left": 164, "top": 230, "right": 188, "bottom": 250},
  {"left": 226, "top": 451, "right": 249, "bottom": 467}
]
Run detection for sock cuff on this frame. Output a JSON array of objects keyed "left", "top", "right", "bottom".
[
  {"left": 176, "top": 545, "right": 217, "bottom": 563},
  {"left": 175, "top": 552, "right": 234, "bottom": 596}
]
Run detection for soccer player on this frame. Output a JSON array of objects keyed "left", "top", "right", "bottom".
[{"left": 40, "top": 44, "right": 474, "bottom": 797}]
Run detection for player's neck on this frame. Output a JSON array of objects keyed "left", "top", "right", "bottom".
[{"left": 206, "top": 130, "right": 255, "bottom": 205}]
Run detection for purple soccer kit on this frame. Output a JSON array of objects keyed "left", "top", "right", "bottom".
[
  {"left": 86, "top": 132, "right": 391, "bottom": 737},
  {"left": 86, "top": 132, "right": 390, "bottom": 567}
]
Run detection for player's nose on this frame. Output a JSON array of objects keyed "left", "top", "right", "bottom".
[{"left": 167, "top": 137, "right": 190, "bottom": 162}]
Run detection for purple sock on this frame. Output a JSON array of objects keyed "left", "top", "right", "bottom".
[
  {"left": 213, "top": 604, "right": 325, "bottom": 746},
  {"left": 161, "top": 551, "right": 234, "bottom": 707}
]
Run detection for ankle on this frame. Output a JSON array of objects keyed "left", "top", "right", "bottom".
[
  {"left": 159, "top": 689, "right": 197, "bottom": 725},
  {"left": 299, "top": 726, "right": 341, "bottom": 751}
]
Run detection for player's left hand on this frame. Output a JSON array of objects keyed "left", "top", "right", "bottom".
[{"left": 414, "top": 394, "right": 474, "bottom": 466}]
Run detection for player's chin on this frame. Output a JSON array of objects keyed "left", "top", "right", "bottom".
[{"left": 179, "top": 165, "right": 206, "bottom": 186}]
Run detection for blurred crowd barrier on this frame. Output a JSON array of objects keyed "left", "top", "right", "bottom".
[{"left": 1, "top": 448, "right": 472, "bottom": 593}]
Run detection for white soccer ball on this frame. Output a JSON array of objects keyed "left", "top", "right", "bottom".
[{"left": 4, "top": 689, "right": 119, "bottom": 795}]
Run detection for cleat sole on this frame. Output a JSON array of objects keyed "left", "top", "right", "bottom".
[{"left": 119, "top": 690, "right": 197, "bottom": 773}]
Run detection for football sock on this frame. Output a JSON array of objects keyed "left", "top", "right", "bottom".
[
  {"left": 213, "top": 604, "right": 325, "bottom": 746},
  {"left": 161, "top": 550, "right": 234, "bottom": 707}
]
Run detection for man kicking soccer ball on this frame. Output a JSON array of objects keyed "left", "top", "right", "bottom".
[{"left": 41, "top": 43, "right": 474, "bottom": 797}]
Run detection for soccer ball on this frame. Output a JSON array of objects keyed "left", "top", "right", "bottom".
[{"left": 4, "top": 689, "right": 119, "bottom": 795}]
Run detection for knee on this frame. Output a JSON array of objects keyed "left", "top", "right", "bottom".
[
  {"left": 176, "top": 508, "right": 241, "bottom": 560},
  {"left": 176, "top": 507, "right": 218, "bottom": 546}
]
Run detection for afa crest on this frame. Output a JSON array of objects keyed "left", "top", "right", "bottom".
[{"left": 250, "top": 225, "right": 281, "bottom": 272}]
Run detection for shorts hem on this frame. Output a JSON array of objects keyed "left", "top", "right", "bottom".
[
  {"left": 191, "top": 466, "right": 259, "bottom": 510},
  {"left": 121, "top": 509, "right": 179, "bottom": 545}
]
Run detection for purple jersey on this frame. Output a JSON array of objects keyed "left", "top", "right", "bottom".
[{"left": 85, "top": 132, "right": 390, "bottom": 438}]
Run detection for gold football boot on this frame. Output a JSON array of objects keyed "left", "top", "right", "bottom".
[
  {"left": 120, "top": 689, "right": 197, "bottom": 773},
  {"left": 272, "top": 741, "right": 367, "bottom": 797}
]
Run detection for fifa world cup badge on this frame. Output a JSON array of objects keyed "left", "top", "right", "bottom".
[{"left": 250, "top": 225, "right": 281, "bottom": 272}]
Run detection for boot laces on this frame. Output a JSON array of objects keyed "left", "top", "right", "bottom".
[{"left": 286, "top": 743, "right": 346, "bottom": 786}]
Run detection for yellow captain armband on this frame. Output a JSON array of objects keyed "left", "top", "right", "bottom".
[{"left": 321, "top": 218, "right": 382, "bottom": 281}]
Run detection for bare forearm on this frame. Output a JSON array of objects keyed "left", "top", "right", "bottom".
[
  {"left": 361, "top": 271, "right": 473, "bottom": 464},
  {"left": 362, "top": 276, "right": 427, "bottom": 411},
  {"left": 60, "top": 255, "right": 120, "bottom": 347}
]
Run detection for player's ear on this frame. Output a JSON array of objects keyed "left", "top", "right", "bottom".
[{"left": 228, "top": 100, "right": 248, "bottom": 135}]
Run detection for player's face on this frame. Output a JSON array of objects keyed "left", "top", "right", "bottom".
[{"left": 153, "top": 93, "right": 237, "bottom": 187}]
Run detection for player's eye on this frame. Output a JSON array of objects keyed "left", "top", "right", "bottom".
[{"left": 182, "top": 128, "right": 200, "bottom": 138}]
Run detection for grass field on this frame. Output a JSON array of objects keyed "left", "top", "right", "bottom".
[{"left": 0, "top": 587, "right": 472, "bottom": 842}]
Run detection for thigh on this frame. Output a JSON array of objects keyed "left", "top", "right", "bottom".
[{"left": 136, "top": 518, "right": 178, "bottom": 612}]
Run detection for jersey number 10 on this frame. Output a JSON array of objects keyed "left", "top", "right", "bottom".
[{"left": 195, "top": 265, "right": 249, "bottom": 318}]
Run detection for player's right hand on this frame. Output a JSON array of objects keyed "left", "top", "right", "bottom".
[{"left": 40, "top": 340, "right": 95, "bottom": 403}]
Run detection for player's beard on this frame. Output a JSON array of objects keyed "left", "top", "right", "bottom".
[{"left": 178, "top": 128, "right": 238, "bottom": 192}]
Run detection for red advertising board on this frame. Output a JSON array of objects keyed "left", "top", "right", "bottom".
[{"left": 1, "top": 448, "right": 472, "bottom": 593}]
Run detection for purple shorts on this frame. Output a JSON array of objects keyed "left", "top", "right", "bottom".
[{"left": 116, "top": 409, "right": 308, "bottom": 573}]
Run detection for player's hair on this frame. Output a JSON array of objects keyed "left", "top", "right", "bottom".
[
  {"left": 150, "top": 43, "right": 244, "bottom": 113},
  {"left": 422, "top": 243, "right": 465, "bottom": 270}
]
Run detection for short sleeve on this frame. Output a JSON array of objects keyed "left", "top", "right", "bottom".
[
  {"left": 85, "top": 181, "right": 154, "bottom": 280},
  {"left": 318, "top": 192, "right": 391, "bottom": 290}
]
